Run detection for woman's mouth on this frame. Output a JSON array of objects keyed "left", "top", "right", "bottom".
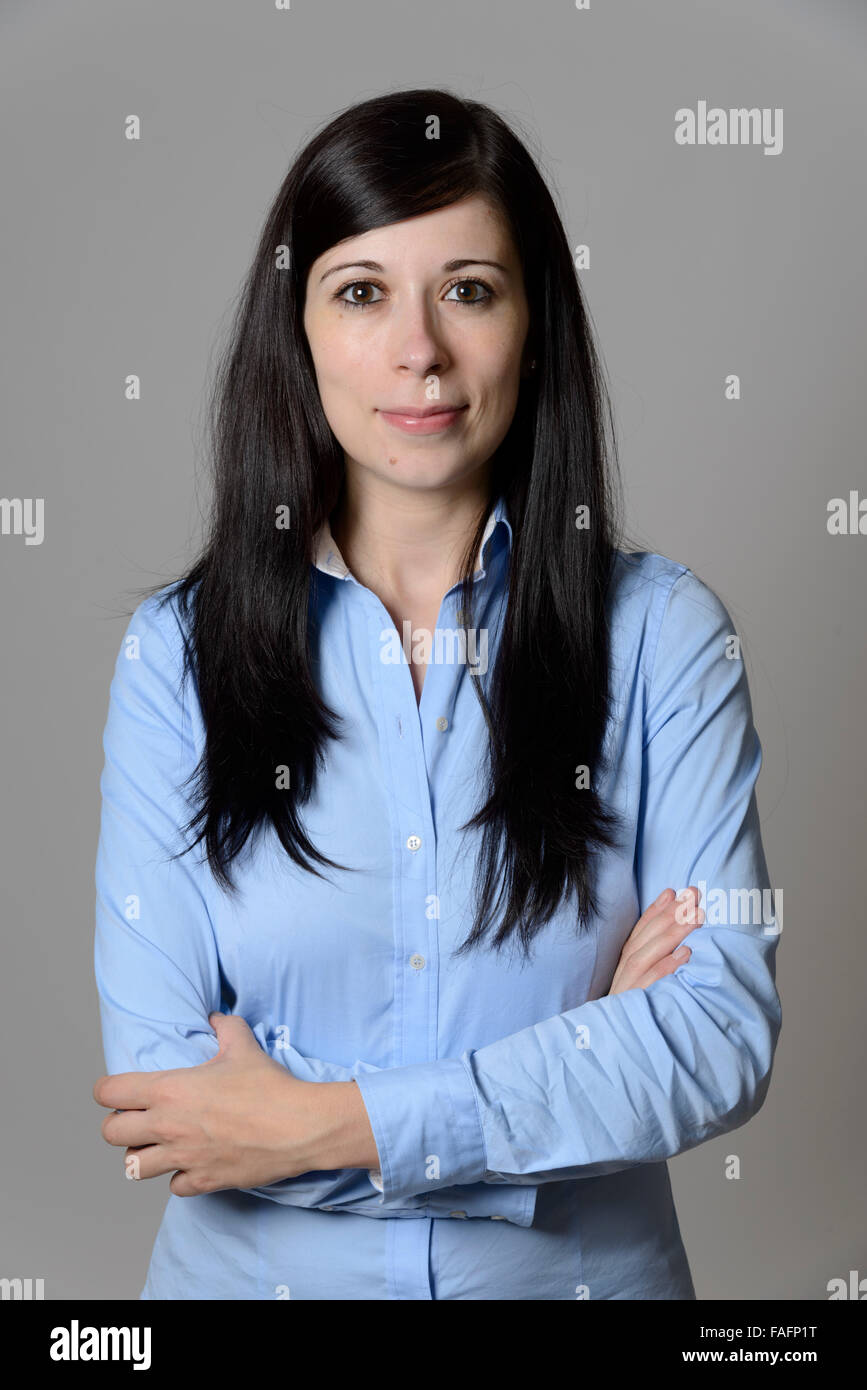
[{"left": 377, "top": 404, "right": 469, "bottom": 435}]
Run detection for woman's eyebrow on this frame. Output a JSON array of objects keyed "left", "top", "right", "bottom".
[{"left": 318, "top": 257, "right": 509, "bottom": 284}]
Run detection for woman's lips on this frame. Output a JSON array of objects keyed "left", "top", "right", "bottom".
[{"left": 377, "top": 405, "right": 468, "bottom": 435}]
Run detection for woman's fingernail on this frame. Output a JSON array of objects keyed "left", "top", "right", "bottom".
[{"left": 674, "top": 946, "right": 690, "bottom": 960}]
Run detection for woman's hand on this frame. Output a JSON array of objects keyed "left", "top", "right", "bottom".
[
  {"left": 607, "top": 886, "right": 704, "bottom": 996},
  {"left": 93, "top": 1012, "right": 378, "bottom": 1196}
]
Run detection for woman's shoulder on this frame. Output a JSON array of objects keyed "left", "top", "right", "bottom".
[
  {"left": 126, "top": 579, "right": 198, "bottom": 657},
  {"left": 607, "top": 548, "right": 738, "bottom": 685},
  {"left": 607, "top": 547, "right": 688, "bottom": 631},
  {"left": 110, "top": 580, "right": 200, "bottom": 711}
]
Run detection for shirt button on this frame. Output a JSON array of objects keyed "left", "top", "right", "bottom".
[
  {"left": 409, "top": 953, "right": 426, "bottom": 970},
  {"left": 490, "top": 1214, "right": 506, "bottom": 1220},
  {"left": 435, "top": 716, "right": 449, "bottom": 732},
  {"left": 449, "top": 1210, "right": 468, "bottom": 1219},
  {"left": 406, "top": 834, "right": 422, "bottom": 851},
  {"left": 368, "top": 1169, "right": 384, "bottom": 1191},
  {"left": 321, "top": 1205, "right": 333, "bottom": 1211}
]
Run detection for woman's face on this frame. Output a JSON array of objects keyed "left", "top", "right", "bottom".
[{"left": 302, "top": 193, "right": 531, "bottom": 493}]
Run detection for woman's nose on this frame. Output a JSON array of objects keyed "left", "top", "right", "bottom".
[{"left": 389, "top": 297, "right": 450, "bottom": 377}]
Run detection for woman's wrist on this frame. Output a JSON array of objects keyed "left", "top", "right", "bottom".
[{"left": 310, "top": 1080, "right": 380, "bottom": 1173}]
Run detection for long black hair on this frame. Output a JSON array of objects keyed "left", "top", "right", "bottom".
[{"left": 140, "top": 87, "right": 632, "bottom": 959}]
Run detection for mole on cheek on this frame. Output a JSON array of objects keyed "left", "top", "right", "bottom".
[{"left": 388, "top": 456, "right": 398, "bottom": 466}]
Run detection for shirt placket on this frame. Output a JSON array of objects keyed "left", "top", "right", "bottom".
[
  {"left": 359, "top": 585, "right": 446, "bottom": 1297},
  {"left": 346, "top": 552, "right": 531, "bottom": 1291}
]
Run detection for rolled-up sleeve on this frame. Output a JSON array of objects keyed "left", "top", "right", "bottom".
[{"left": 353, "top": 568, "right": 783, "bottom": 1201}]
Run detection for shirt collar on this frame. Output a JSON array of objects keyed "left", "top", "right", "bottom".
[{"left": 312, "top": 494, "right": 512, "bottom": 581}]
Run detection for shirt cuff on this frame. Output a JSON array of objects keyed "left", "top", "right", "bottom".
[{"left": 354, "top": 1056, "right": 487, "bottom": 1203}]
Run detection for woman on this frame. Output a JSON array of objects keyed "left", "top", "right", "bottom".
[{"left": 93, "top": 88, "right": 781, "bottom": 1300}]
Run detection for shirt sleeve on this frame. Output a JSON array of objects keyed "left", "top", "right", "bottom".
[
  {"left": 93, "top": 595, "right": 395, "bottom": 1214},
  {"left": 352, "top": 568, "right": 783, "bottom": 1202}
]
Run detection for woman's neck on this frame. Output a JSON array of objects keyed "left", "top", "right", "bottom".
[
  {"left": 329, "top": 466, "right": 493, "bottom": 707},
  {"left": 329, "top": 467, "right": 491, "bottom": 608}
]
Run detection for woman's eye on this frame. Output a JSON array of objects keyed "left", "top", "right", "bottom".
[
  {"left": 444, "top": 279, "right": 493, "bottom": 306},
  {"left": 335, "top": 281, "right": 384, "bottom": 309}
]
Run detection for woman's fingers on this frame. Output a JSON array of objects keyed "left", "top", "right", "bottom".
[
  {"left": 629, "top": 886, "right": 677, "bottom": 936},
  {"left": 607, "top": 887, "right": 703, "bottom": 995},
  {"left": 122, "top": 1145, "right": 176, "bottom": 1181},
  {"left": 620, "top": 886, "right": 703, "bottom": 961},
  {"left": 620, "top": 887, "right": 686, "bottom": 955},
  {"left": 624, "top": 902, "right": 704, "bottom": 973},
  {"left": 630, "top": 945, "right": 692, "bottom": 991}
]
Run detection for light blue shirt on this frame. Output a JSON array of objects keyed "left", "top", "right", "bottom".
[{"left": 94, "top": 495, "right": 782, "bottom": 1300}]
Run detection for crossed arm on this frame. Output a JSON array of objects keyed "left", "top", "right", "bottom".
[
  {"left": 93, "top": 572, "right": 781, "bottom": 1207},
  {"left": 93, "top": 1011, "right": 379, "bottom": 1196},
  {"left": 93, "top": 887, "right": 703, "bottom": 1197}
]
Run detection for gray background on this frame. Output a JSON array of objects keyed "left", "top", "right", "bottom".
[{"left": 1, "top": 0, "right": 864, "bottom": 1300}]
